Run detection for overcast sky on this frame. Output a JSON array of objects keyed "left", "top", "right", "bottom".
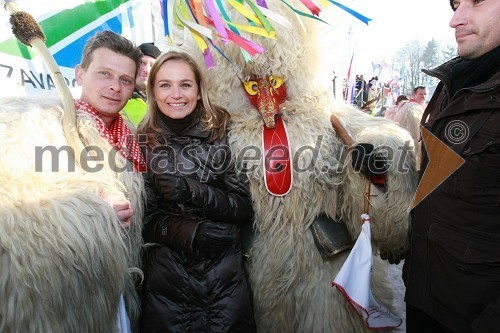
[
  {"left": 320, "top": 0, "right": 457, "bottom": 80},
  {"left": 357, "top": 0, "right": 455, "bottom": 69}
]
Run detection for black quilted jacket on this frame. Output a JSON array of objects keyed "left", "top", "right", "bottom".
[{"left": 139, "top": 121, "right": 256, "bottom": 333}]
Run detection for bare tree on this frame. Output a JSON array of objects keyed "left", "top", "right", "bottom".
[
  {"left": 393, "top": 40, "right": 425, "bottom": 95},
  {"left": 392, "top": 39, "right": 457, "bottom": 94}
]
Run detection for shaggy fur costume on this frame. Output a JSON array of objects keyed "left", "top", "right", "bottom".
[
  {"left": 0, "top": 96, "right": 143, "bottom": 332},
  {"left": 176, "top": 0, "right": 419, "bottom": 331},
  {"left": 394, "top": 102, "right": 424, "bottom": 169}
]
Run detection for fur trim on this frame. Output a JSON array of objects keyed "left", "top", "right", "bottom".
[{"left": 0, "top": 96, "right": 144, "bottom": 332}]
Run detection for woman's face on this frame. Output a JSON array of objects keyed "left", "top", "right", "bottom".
[{"left": 153, "top": 59, "right": 200, "bottom": 119}]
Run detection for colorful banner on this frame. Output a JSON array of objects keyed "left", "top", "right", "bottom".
[{"left": 0, "top": 0, "right": 156, "bottom": 98}]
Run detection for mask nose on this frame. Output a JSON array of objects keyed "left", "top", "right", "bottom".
[{"left": 257, "top": 79, "right": 278, "bottom": 129}]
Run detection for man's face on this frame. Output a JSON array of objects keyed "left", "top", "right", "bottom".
[
  {"left": 450, "top": 0, "right": 500, "bottom": 59},
  {"left": 413, "top": 88, "right": 427, "bottom": 105},
  {"left": 136, "top": 55, "right": 156, "bottom": 92},
  {"left": 76, "top": 48, "right": 136, "bottom": 121}
]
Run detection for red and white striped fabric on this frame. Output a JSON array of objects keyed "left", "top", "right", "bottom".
[{"left": 75, "top": 99, "right": 146, "bottom": 172}]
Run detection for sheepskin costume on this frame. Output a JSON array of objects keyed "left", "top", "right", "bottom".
[
  {"left": 0, "top": 95, "right": 143, "bottom": 332},
  {"left": 175, "top": 0, "right": 419, "bottom": 331},
  {"left": 394, "top": 102, "right": 425, "bottom": 169}
]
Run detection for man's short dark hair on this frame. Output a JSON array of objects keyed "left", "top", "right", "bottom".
[
  {"left": 413, "top": 86, "right": 426, "bottom": 94},
  {"left": 396, "top": 95, "right": 409, "bottom": 104},
  {"left": 80, "top": 30, "right": 142, "bottom": 77}
]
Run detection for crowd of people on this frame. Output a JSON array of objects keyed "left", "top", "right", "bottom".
[
  {"left": 350, "top": 73, "right": 427, "bottom": 115},
  {"left": 350, "top": 77, "right": 429, "bottom": 169},
  {"left": 351, "top": 74, "right": 382, "bottom": 112},
  {"left": 2, "top": 0, "right": 499, "bottom": 332}
]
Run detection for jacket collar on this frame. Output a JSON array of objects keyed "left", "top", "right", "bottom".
[
  {"left": 423, "top": 55, "right": 500, "bottom": 94},
  {"left": 421, "top": 53, "right": 500, "bottom": 124},
  {"left": 162, "top": 119, "right": 210, "bottom": 141}
]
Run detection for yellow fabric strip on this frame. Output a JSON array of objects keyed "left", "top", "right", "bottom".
[
  {"left": 244, "top": 0, "right": 274, "bottom": 34},
  {"left": 224, "top": 19, "right": 276, "bottom": 38},
  {"left": 227, "top": 0, "right": 262, "bottom": 26},
  {"left": 317, "top": 0, "right": 330, "bottom": 8},
  {"left": 191, "top": 29, "right": 209, "bottom": 53}
]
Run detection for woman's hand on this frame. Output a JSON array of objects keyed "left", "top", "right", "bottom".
[
  {"left": 153, "top": 173, "right": 191, "bottom": 203},
  {"left": 194, "top": 221, "right": 235, "bottom": 253}
]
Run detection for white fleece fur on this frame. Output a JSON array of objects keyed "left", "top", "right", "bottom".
[
  {"left": 174, "top": 1, "right": 419, "bottom": 331},
  {"left": 0, "top": 96, "right": 143, "bottom": 332},
  {"left": 394, "top": 102, "right": 424, "bottom": 169}
]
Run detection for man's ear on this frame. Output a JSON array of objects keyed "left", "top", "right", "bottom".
[{"left": 75, "top": 64, "right": 83, "bottom": 86}]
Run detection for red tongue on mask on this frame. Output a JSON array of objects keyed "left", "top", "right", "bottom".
[{"left": 262, "top": 115, "right": 293, "bottom": 196}]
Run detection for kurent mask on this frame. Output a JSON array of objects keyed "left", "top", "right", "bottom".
[{"left": 243, "top": 75, "right": 287, "bottom": 129}]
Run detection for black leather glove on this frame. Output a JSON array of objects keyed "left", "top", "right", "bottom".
[
  {"left": 153, "top": 173, "right": 191, "bottom": 204},
  {"left": 194, "top": 221, "right": 236, "bottom": 253},
  {"left": 380, "top": 250, "right": 406, "bottom": 265},
  {"left": 351, "top": 143, "right": 387, "bottom": 178}
]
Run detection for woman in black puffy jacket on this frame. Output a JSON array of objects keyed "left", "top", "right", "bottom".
[{"left": 137, "top": 51, "right": 256, "bottom": 333}]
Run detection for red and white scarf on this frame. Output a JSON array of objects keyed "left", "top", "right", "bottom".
[{"left": 75, "top": 99, "right": 146, "bottom": 172}]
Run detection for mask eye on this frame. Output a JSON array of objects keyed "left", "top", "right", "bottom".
[
  {"left": 269, "top": 76, "right": 283, "bottom": 89},
  {"left": 243, "top": 81, "right": 258, "bottom": 96}
]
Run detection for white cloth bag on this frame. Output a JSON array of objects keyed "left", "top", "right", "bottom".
[{"left": 332, "top": 214, "right": 402, "bottom": 329}]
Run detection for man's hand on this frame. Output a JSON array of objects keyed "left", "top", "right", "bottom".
[
  {"left": 113, "top": 200, "right": 133, "bottom": 228},
  {"left": 380, "top": 249, "right": 406, "bottom": 265}
]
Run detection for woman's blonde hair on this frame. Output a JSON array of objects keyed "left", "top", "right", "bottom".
[{"left": 138, "top": 51, "right": 230, "bottom": 147}]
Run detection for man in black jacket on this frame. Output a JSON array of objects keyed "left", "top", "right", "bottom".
[{"left": 404, "top": 0, "right": 500, "bottom": 332}]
